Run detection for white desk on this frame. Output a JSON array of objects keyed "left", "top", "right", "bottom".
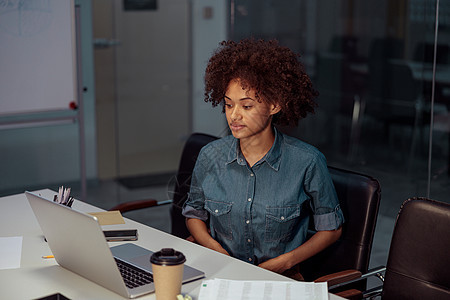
[{"left": 0, "top": 189, "right": 344, "bottom": 299}]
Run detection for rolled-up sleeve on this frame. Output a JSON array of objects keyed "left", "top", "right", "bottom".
[
  {"left": 305, "top": 154, "right": 345, "bottom": 231},
  {"left": 182, "top": 204, "right": 208, "bottom": 221},
  {"left": 313, "top": 204, "right": 344, "bottom": 231}
]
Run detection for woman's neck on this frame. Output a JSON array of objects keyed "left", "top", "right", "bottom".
[{"left": 239, "top": 127, "right": 275, "bottom": 167}]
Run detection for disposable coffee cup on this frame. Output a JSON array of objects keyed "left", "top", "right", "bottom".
[{"left": 150, "top": 248, "right": 186, "bottom": 300}]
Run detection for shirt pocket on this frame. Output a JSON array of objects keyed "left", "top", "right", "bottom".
[
  {"left": 205, "top": 200, "right": 233, "bottom": 240},
  {"left": 265, "top": 205, "right": 301, "bottom": 242}
]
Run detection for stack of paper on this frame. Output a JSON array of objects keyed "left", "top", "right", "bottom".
[
  {"left": 0, "top": 236, "right": 22, "bottom": 270},
  {"left": 198, "top": 278, "right": 328, "bottom": 300}
]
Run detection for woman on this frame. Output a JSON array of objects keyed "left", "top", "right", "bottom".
[{"left": 182, "top": 39, "right": 344, "bottom": 275}]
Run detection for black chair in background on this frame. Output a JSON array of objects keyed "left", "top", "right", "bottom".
[
  {"left": 315, "top": 53, "right": 366, "bottom": 160},
  {"left": 366, "top": 60, "right": 429, "bottom": 171},
  {"left": 367, "top": 37, "right": 405, "bottom": 105},
  {"left": 109, "top": 132, "right": 218, "bottom": 238},
  {"left": 328, "top": 35, "right": 360, "bottom": 62},
  {"left": 168, "top": 133, "right": 218, "bottom": 238}
]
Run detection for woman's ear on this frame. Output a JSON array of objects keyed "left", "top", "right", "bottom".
[{"left": 270, "top": 104, "right": 282, "bottom": 115}]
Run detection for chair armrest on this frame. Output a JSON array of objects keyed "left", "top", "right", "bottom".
[
  {"left": 315, "top": 266, "right": 386, "bottom": 299},
  {"left": 323, "top": 266, "right": 386, "bottom": 290},
  {"left": 315, "top": 269, "right": 362, "bottom": 287},
  {"left": 109, "top": 199, "right": 172, "bottom": 213}
]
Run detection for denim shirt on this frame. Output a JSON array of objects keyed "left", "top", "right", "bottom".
[{"left": 182, "top": 128, "right": 344, "bottom": 265}]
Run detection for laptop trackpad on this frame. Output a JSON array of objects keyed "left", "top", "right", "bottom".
[
  {"left": 110, "top": 243, "right": 153, "bottom": 261},
  {"left": 129, "top": 254, "right": 154, "bottom": 272}
]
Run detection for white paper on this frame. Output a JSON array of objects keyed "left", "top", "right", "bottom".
[
  {"left": 0, "top": 236, "right": 23, "bottom": 270},
  {"left": 199, "top": 278, "right": 328, "bottom": 300}
]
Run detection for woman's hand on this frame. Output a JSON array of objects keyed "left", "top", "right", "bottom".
[
  {"left": 258, "top": 253, "right": 292, "bottom": 274},
  {"left": 259, "top": 228, "right": 343, "bottom": 275},
  {"left": 209, "top": 242, "right": 230, "bottom": 256}
]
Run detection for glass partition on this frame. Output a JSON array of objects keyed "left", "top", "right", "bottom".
[
  {"left": 231, "top": 0, "right": 449, "bottom": 203},
  {"left": 230, "top": 0, "right": 450, "bottom": 268}
]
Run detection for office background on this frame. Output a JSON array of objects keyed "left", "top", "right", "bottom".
[{"left": 1, "top": 0, "right": 449, "bottom": 273}]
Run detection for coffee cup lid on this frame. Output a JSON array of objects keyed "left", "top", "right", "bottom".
[{"left": 150, "top": 248, "right": 186, "bottom": 266}]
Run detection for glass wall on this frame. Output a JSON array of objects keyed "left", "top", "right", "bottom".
[{"left": 230, "top": 0, "right": 450, "bottom": 213}]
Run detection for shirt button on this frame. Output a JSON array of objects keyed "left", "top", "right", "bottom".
[
  {"left": 250, "top": 174, "right": 254, "bottom": 177},
  {"left": 248, "top": 198, "right": 252, "bottom": 202},
  {"left": 246, "top": 220, "right": 250, "bottom": 224},
  {"left": 215, "top": 209, "right": 219, "bottom": 213},
  {"left": 247, "top": 239, "right": 251, "bottom": 243},
  {"left": 280, "top": 216, "right": 285, "bottom": 220}
]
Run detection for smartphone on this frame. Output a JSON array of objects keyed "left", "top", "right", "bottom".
[{"left": 103, "top": 229, "right": 138, "bottom": 242}]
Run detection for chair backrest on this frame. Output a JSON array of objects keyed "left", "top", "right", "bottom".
[
  {"left": 382, "top": 197, "right": 450, "bottom": 300},
  {"left": 170, "top": 133, "right": 218, "bottom": 238},
  {"left": 300, "top": 166, "right": 381, "bottom": 286}
]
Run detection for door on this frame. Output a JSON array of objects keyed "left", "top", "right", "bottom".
[{"left": 93, "top": 0, "right": 190, "bottom": 180}]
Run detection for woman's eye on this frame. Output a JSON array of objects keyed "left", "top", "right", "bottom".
[
  {"left": 243, "top": 105, "right": 252, "bottom": 110},
  {"left": 225, "top": 103, "right": 232, "bottom": 108}
]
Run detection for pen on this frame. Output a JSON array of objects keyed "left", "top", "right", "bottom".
[{"left": 42, "top": 255, "right": 54, "bottom": 259}]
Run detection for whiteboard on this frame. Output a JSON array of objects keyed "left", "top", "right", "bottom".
[{"left": 0, "top": 0, "right": 77, "bottom": 116}]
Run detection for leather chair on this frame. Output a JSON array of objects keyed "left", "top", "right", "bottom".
[
  {"left": 109, "top": 132, "right": 218, "bottom": 238},
  {"left": 168, "top": 133, "right": 218, "bottom": 238},
  {"left": 381, "top": 197, "right": 450, "bottom": 299},
  {"left": 300, "top": 167, "right": 381, "bottom": 295},
  {"left": 328, "top": 197, "right": 450, "bottom": 299}
]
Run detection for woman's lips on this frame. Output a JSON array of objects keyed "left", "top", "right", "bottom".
[{"left": 230, "top": 123, "right": 245, "bottom": 131}]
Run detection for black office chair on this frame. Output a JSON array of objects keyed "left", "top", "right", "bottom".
[
  {"left": 365, "top": 61, "right": 429, "bottom": 172},
  {"left": 298, "top": 167, "right": 381, "bottom": 296},
  {"left": 109, "top": 132, "right": 218, "bottom": 238},
  {"left": 315, "top": 53, "right": 366, "bottom": 160},
  {"left": 168, "top": 133, "right": 218, "bottom": 238},
  {"left": 381, "top": 197, "right": 450, "bottom": 299},
  {"left": 326, "top": 197, "right": 450, "bottom": 299}
]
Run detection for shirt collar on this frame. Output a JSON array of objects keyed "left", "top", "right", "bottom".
[{"left": 226, "top": 127, "right": 283, "bottom": 171}]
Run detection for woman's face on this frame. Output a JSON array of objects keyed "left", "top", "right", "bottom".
[{"left": 224, "top": 79, "right": 280, "bottom": 141}]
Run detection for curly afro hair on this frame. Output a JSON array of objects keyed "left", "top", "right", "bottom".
[{"left": 204, "top": 39, "right": 318, "bottom": 127}]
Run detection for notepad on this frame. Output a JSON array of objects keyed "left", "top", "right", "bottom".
[{"left": 88, "top": 210, "right": 125, "bottom": 225}]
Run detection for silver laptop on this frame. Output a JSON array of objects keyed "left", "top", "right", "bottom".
[{"left": 25, "top": 191, "right": 205, "bottom": 299}]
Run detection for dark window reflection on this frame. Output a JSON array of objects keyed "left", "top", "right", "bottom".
[{"left": 231, "top": 0, "right": 450, "bottom": 204}]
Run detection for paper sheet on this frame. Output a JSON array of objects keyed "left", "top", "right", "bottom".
[
  {"left": 198, "top": 278, "right": 328, "bottom": 300},
  {"left": 88, "top": 210, "right": 125, "bottom": 225},
  {"left": 0, "top": 236, "right": 23, "bottom": 270}
]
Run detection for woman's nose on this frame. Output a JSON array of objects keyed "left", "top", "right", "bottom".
[{"left": 230, "top": 107, "right": 241, "bottom": 121}]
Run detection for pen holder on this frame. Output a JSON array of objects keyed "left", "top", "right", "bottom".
[{"left": 53, "top": 194, "right": 74, "bottom": 208}]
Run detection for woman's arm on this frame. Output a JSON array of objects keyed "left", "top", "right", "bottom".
[
  {"left": 258, "top": 227, "right": 342, "bottom": 274},
  {"left": 186, "top": 218, "right": 230, "bottom": 256}
]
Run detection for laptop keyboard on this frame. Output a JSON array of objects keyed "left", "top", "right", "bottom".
[{"left": 115, "top": 258, "right": 153, "bottom": 289}]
